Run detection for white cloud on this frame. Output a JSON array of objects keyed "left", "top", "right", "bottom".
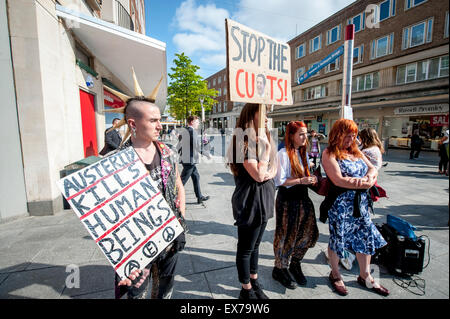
[
  {"left": 232, "top": 0, "right": 356, "bottom": 42},
  {"left": 172, "top": 0, "right": 228, "bottom": 55},
  {"left": 171, "top": 0, "right": 356, "bottom": 73},
  {"left": 173, "top": 33, "right": 222, "bottom": 55}
]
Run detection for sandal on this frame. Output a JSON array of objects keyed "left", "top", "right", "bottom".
[
  {"left": 329, "top": 272, "right": 348, "bottom": 296},
  {"left": 357, "top": 276, "right": 390, "bottom": 296}
]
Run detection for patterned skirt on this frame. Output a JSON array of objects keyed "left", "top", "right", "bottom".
[
  {"left": 273, "top": 186, "right": 319, "bottom": 268},
  {"left": 328, "top": 190, "right": 387, "bottom": 259}
]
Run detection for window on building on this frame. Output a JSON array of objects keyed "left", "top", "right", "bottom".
[
  {"left": 224, "top": 87, "right": 227, "bottom": 97},
  {"left": 405, "top": 0, "right": 427, "bottom": 10},
  {"left": 402, "top": 18, "right": 433, "bottom": 49},
  {"left": 213, "top": 78, "right": 216, "bottom": 86},
  {"left": 353, "top": 45, "right": 364, "bottom": 64},
  {"left": 396, "top": 55, "right": 449, "bottom": 84},
  {"left": 376, "top": 0, "right": 396, "bottom": 22},
  {"left": 218, "top": 76, "right": 222, "bottom": 84},
  {"left": 208, "top": 82, "right": 210, "bottom": 88},
  {"left": 348, "top": 12, "right": 365, "bottom": 33},
  {"left": 326, "top": 25, "right": 341, "bottom": 45},
  {"left": 371, "top": 33, "right": 394, "bottom": 59},
  {"left": 304, "top": 85, "right": 328, "bottom": 100},
  {"left": 352, "top": 72, "right": 379, "bottom": 92},
  {"left": 296, "top": 67, "right": 306, "bottom": 82},
  {"left": 296, "top": 43, "right": 306, "bottom": 59},
  {"left": 309, "top": 35, "right": 322, "bottom": 53},
  {"left": 325, "top": 57, "right": 340, "bottom": 73},
  {"left": 224, "top": 74, "right": 227, "bottom": 82},
  {"left": 445, "top": 11, "right": 449, "bottom": 38}
]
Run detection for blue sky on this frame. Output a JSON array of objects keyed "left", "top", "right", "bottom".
[{"left": 144, "top": 0, "right": 355, "bottom": 79}]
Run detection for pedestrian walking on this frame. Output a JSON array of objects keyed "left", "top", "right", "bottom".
[
  {"left": 272, "top": 121, "right": 319, "bottom": 289},
  {"left": 438, "top": 127, "right": 449, "bottom": 175},
  {"left": 307, "top": 129, "right": 325, "bottom": 170},
  {"left": 99, "top": 118, "right": 122, "bottom": 156},
  {"left": 226, "top": 103, "right": 277, "bottom": 299},
  {"left": 321, "top": 119, "right": 389, "bottom": 297},
  {"left": 178, "top": 116, "right": 209, "bottom": 204},
  {"left": 410, "top": 129, "right": 423, "bottom": 159}
]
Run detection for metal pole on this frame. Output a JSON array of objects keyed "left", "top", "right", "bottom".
[
  {"left": 341, "top": 24, "right": 355, "bottom": 120},
  {"left": 200, "top": 97, "right": 204, "bottom": 155}
]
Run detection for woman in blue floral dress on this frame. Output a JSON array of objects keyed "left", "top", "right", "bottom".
[{"left": 322, "top": 119, "right": 389, "bottom": 297}]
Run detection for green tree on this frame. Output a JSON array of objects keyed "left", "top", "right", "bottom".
[{"left": 167, "top": 53, "right": 218, "bottom": 122}]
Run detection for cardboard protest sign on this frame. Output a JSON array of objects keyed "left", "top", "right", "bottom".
[
  {"left": 226, "top": 19, "right": 293, "bottom": 105},
  {"left": 57, "top": 147, "right": 183, "bottom": 280}
]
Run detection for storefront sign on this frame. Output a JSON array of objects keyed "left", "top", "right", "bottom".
[
  {"left": 430, "top": 114, "right": 449, "bottom": 126},
  {"left": 104, "top": 89, "right": 126, "bottom": 109},
  {"left": 394, "top": 104, "right": 449, "bottom": 115},
  {"left": 57, "top": 147, "right": 183, "bottom": 280},
  {"left": 226, "top": 19, "right": 292, "bottom": 105}
]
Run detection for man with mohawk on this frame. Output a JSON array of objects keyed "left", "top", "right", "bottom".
[{"left": 103, "top": 69, "right": 187, "bottom": 299}]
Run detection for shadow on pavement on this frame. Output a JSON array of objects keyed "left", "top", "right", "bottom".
[{"left": 0, "top": 262, "right": 115, "bottom": 299}]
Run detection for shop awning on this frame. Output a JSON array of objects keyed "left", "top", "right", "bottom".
[{"left": 56, "top": 4, "right": 167, "bottom": 111}]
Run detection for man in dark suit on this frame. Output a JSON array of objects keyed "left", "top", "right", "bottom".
[
  {"left": 178, "top": 116, "right": 209, "bottom": 204},
  {"left": 100, "top": 118, "right": 122, "bottom": 155}
]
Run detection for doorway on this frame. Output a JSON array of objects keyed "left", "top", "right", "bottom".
[{"left": 79, "top": 89, "right": 98, "bottom": 157}]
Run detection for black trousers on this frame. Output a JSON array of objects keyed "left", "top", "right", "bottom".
[
  {"left": 181, "top": 163, "right": 202, "bottom": 199},
  {"left": 236, "top": 221, "right": 267, "bottom": 284},
  {"left": 439, "top": 144, "right": 449, "bottom": 171},
  {"left": 410, "top": 145, "right": 421, "bottom": 159},
  {"left": 119, "top": 248, "right": 179, "bottom": 299}
]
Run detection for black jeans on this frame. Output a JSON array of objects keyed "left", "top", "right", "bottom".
[
  {"left": 439, "top": 144, "right": 449, "bottom": 171},
  {"left": 181, "top": 164, "right": 202, "bottom": 199},
  {"left": 236, "top": 221, "right": 267, "bottom": 284},
  {"left": 410, "top": 145, "right": 421, "bottom": 159}
]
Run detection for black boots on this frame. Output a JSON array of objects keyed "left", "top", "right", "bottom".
[
  {"left": 239, "top": 279, "right": 270, "bottom": 299},
  {"left": 289, "top": 260, "right": 307, "bottom": 286},
  {"left": 238, "top": 287, "right": 257, "bottom": 299},
  {"left": 272, "top": 267, "right": 296, "bottom": 289},
  {"left": 250, "top": 278, "right": 269, "bottom": 299}
]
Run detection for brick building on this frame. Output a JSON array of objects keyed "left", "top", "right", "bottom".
[
  {"left": 271, "top": 0, "right": 449, "bottom": 151},
  {"left": 205, "top": 69, "right": 244, "bottom": 129}
]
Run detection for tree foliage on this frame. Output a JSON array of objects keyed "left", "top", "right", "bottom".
[{"left": 167, "top": 53, "right": 218, "bottom": 121}]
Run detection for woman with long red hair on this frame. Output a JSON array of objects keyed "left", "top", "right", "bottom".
[
  {"left": 272, "top": 121, "right": 319, "bottom": 289},
  {"left": 322, "top": 119, "right": 389, "bottom": 297}
]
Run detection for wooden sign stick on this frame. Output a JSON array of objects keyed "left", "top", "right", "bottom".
[{"left": 258, "top": 104, "right": 266, "bottom": 160}]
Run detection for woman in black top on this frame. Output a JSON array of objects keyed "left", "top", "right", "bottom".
[{"left": 227, "top": 103, "right": 277, "bottom": 299}]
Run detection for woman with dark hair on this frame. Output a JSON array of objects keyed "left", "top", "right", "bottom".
[
  {"left": 227, "top": 103, "right": 278, "bottom": 299},
  {"left": 322, "top": 119, "right": 389, "bottom": 297},
  {"left": 273, "top": 121, "right": 319, "bottom": 289}
]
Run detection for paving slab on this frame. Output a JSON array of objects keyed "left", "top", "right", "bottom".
[{"left": 0, "top": 148, "right": 448, "bottom": 299}]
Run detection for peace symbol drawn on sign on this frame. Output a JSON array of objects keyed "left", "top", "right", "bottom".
[{"left": 162, "top": 226, "right": 176, "bottom": 242}]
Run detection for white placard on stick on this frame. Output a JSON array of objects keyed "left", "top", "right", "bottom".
[
  {"left": 57, "top": 147, "right": 183, "bottom": 280},
  {"left": 226, "top": 18, "right": 293, "bottom": 105}
]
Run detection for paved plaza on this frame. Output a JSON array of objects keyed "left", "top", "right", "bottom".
[{"left": 0, "top": 142, "right": 448, "bottom": 299}]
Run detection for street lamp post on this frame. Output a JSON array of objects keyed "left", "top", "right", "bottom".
[{"left": 199, "top": 96, "right": 205, "bottom": 154}]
